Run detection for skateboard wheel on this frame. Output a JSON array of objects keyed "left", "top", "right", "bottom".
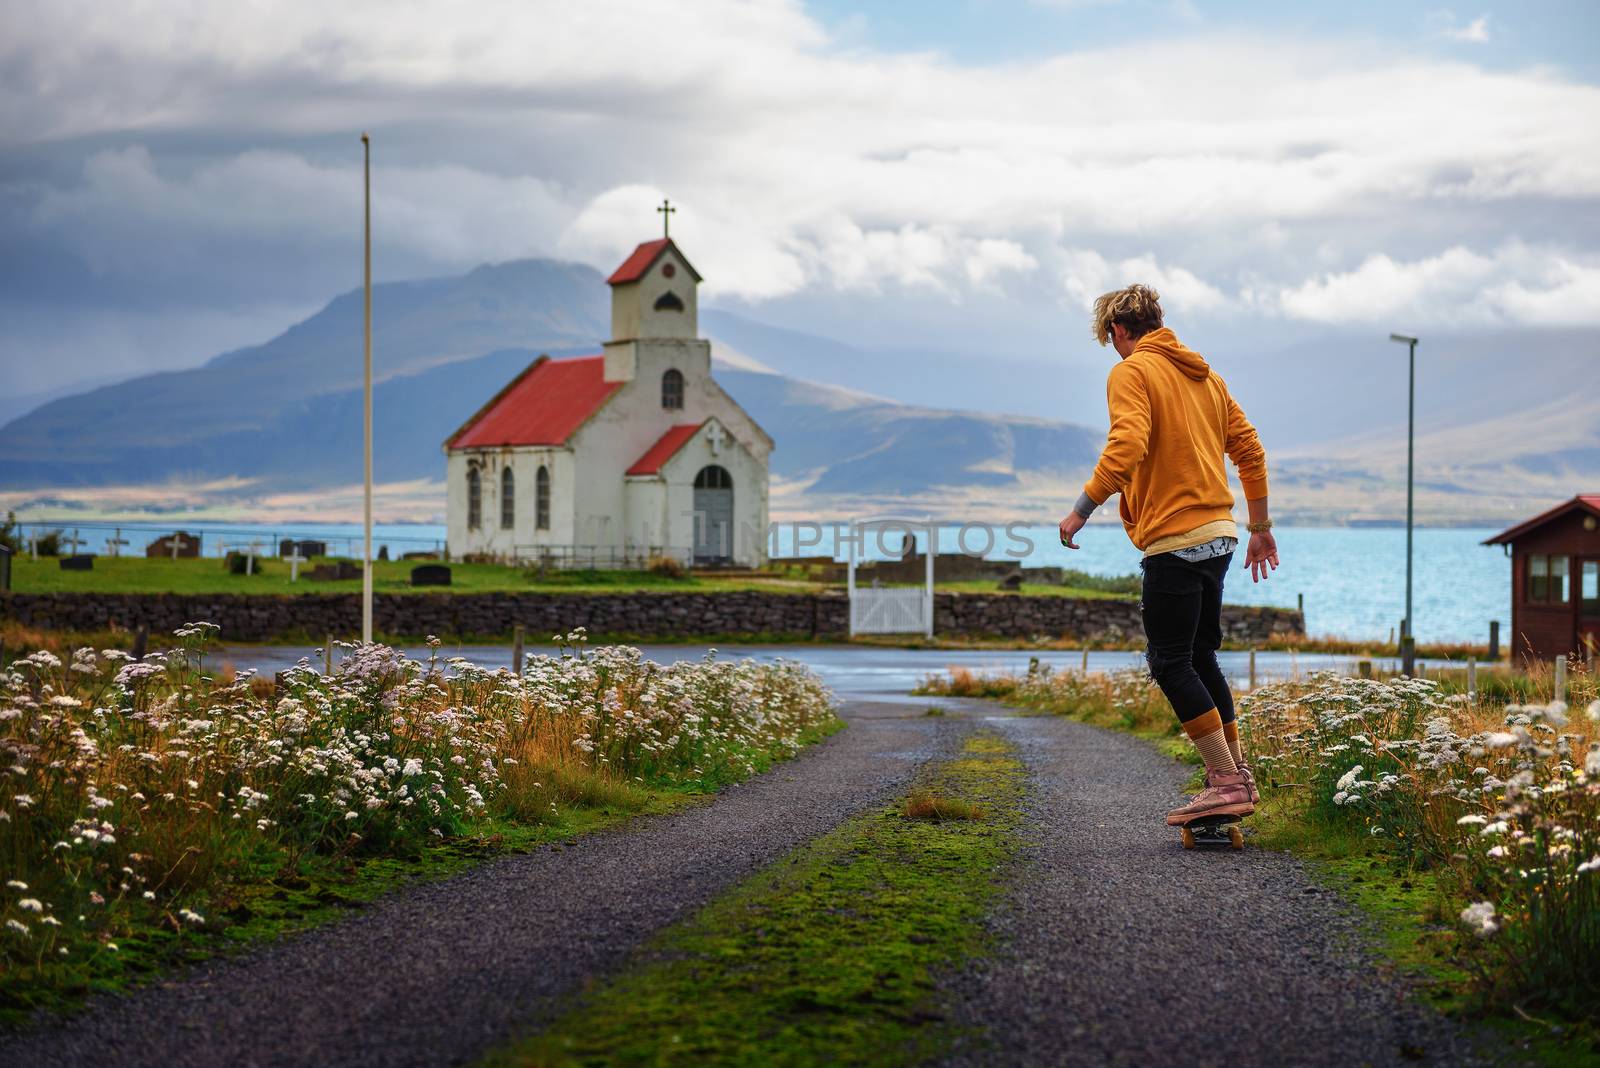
[
  {"left": 1228, "top": 826, "right": 1244, "bottom": 850},
  {"left": 1180, "top": 827, "right": 1196, "bottom": 849}
]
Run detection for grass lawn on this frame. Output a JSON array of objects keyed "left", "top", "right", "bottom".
[{"left": 9, "top": 555, "right": 825, "bottom": 596}]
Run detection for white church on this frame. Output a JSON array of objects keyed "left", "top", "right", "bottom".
[{"left": 443, "top": 232, "right": 772, "bottom": 567}]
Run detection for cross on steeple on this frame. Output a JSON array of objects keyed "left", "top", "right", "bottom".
[{"left": 657, "top": 198, "right": 676, "bottom": 238}]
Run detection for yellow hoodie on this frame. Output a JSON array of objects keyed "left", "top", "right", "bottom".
[{"left": 1083, "top": 327, "right": 1268, "bottom": 553}]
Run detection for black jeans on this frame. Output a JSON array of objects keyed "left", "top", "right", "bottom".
[{"left": 1139, "top": 550, "right": 1235, "bottom": 725}]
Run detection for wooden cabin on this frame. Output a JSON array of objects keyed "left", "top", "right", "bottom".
[{"left": 1483, "top": 495, "right": 1600, "bottom": 663}]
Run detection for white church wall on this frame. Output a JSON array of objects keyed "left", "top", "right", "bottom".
[
  {"left": 622, "top": 479, "right": 668, "bottom": 555},
  {"left": 444, "top": 447, "right": 575, "bottom": 561}
]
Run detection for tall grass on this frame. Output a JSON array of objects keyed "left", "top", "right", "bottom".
[{"left": 0, "top": 624, "right": 836, "bottom": 989}]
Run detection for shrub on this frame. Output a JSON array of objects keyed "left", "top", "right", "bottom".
[{"left": 647, "top": 555, "right": 687, "bottom": 580}]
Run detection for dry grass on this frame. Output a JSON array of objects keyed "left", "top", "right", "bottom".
[{"left": 902, "top": 788, "right": 986, "bottom": 822}]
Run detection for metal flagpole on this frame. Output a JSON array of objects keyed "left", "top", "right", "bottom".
[{"left": 361, "top": 133, "right": 374, "bottom": 644}]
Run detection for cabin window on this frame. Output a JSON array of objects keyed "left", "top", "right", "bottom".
[
  {"left": 1527, "top": 554, "right": 1548, "bottom": 602},
  {"left": 500, "top": 467, "right": 515, "bottom": 530},
  {"left": 1582, "top": 560, "right": 1599, "bottom": 616},
  {"left": 1526, "top": 554, "right": 1571, "bottom": 604},
  {"left": 536, "top": 465, "right": 551, "bottom": 531},
  {"left": 661, "top": 368, "right": 684, "bottom": 410},
  {"left": 466, "top": 467, "right": 482, "bottom": 530}
]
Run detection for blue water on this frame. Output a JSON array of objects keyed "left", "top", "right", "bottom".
[
  {"left": 771, "top": 523, "right": 1508, "bottom": 645},
  {"left": 17, "top": 518, "right": 1508, "bottom": 644}
]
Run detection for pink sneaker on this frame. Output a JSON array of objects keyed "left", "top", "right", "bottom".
[
  {"left": 1204, "top": 762, "right": 1261, "bottom": 804},
  {"left": 1166, "top": 771, "right": 1255, "bottom": 825}
]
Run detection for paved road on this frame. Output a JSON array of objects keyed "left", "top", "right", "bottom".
[
  {"left": 1, "top": 701, "right": 963, "bottom": 1068},
  {"left": 3, "top": 699, "right": 1514, "bottom": 1068},
  {"left": 938, "top": 709, "right": 1514, "bottom": 1068}
]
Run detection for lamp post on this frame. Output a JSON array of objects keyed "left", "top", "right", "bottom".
[
  {"left": 1389, "top": 332, "right": 1418, "bottom": 676},
  {"left": 361, "top": 133, "right": 374, "bottom": 645}
]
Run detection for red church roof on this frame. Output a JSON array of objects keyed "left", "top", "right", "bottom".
[
  {"left": 445, "top": 355, "right": 623, "bottom": 449},
  {"left": 606, "top": 237, "right": 702, "bottom": 286},
  {"left": 1483, "top": 494, "right": 1600, "bottom": 545},
  {"left": 626, "top": 422, "right": 706, "bottom": 476}
]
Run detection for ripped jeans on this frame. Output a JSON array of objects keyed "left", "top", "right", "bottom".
[{"left": 1139, "top": 549, "right": 1236, "bottom": 726}]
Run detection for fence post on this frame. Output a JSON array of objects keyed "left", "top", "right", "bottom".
[
  {"left": 1248, "top": 647, "right": 1256, "bottom": 691},
  {"left": 324, "top": 635, "right": 333, "bottom": 676},
  {"left": 1553, "top": 655, "right": 1567, "bottom": 706},
  {"left": 1488, "top": 620, "right": 1500, "bottom": 661},
  {"left": 512, "top": 624, "right": 525, "bottom": 677},
  {"left": 1081, "top": 647, "right": 1089, "bottom": 675},
  {"left": 1358, "top": 660, "right": 1372, "bottom": 679},
  {"left": 1466, "top": 655, "right": 1477, "bottom": 702}
]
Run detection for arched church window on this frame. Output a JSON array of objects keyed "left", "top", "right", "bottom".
[
  {"left": 500, "top": 467, "right": 515, "bottom": 530},
  {"left": 536, "top": 465, "right": 551, "bottom": 530},
  {"left": 693, "top": 464, "right": 732, "bottom": 490},
  {"left": 661, "top": 368, "right": 684, "bottom": 410},
  {"left": 466, "top": 467, "right": 482, "bottom": 530}
]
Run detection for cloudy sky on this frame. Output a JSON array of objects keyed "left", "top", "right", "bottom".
[{"left": 3, "top": 0, "right": 1598, "bottom": 403}]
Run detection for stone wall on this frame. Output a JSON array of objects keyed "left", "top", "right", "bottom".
[{"left": 1, "top": 591, "right": 1303, "bottom": 644}]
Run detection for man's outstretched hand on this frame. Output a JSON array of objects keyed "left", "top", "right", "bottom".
[
  {"left": 1244, "top": 530, "right": 1279, "bottom": 583},
  {"left": 1058, "top": 511, "right": 1086, "bottom": 549}
]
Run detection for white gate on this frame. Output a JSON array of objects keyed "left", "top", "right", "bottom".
[{"left": 846, "top": 517, "right": 934, "bottom": 637}]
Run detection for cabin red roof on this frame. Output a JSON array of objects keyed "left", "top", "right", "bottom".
[
  {"left": 445, "top": 355, "right": 622, "bottom": 449},
  {"left": 606, "top": 237, "right": 702, "bottom": 286},
  {"left": 1483, "top": 494, "right": 1600, "bottom": 545},
  {"left": 626, "top": 422, "right": 705, "bottom": 476}
]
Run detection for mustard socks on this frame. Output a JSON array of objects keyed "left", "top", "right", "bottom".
[
  {"left": 1222, "top": 719, "right": 1244, "bottom": 767},
  {"left": 1182, "top": 709, "right": 1239, "bottom": 778}
]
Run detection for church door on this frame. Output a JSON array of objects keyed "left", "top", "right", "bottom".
[{"left": 693, "top": 465, "right": 733, "bottom": 564}]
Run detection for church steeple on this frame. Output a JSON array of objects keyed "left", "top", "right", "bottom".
[{"left": 605, "top": 236, "right": 701, "bottom": 344}]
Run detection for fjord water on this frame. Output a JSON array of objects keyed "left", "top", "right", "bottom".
[{"left": 775, "top": 523, "right": 1508, "bottom": 645}]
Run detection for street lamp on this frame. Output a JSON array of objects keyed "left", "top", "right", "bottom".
[{"left": 1389, "top": 332, "right": 1418, "bottom": 676}]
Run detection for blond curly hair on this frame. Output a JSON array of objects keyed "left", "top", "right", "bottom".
[{"left": 1091, "top": 284, "right": 1163, "bottom": 346}]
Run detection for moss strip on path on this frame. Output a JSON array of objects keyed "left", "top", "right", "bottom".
[{"left": 488, "top": 731, "right": 1025, "bottom": 1068}]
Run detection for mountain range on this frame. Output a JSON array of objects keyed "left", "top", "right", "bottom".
[{"left": 2, "top": 257, "right": 1595, "bottom": 526}]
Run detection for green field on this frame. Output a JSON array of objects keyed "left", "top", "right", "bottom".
[{"left": 8, "top": 555, "right": 822, "bottom": 596}]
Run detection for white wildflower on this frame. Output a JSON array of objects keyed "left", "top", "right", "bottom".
[
  {"left": 5, "top": 919, "right": 27, "bottom": 935},
  {"left": 1483, "top": 732, "right": 1518, "bottom": 750},
  {"left": 1455, "top": 814, "right": 1488, "bottom": 826},
  {"left": 5, "top": 880, "right": 25, "bottom": 890},
  {"left": 1335, "top": 765, "right": 1364, "bottom": 791},
  {"left": 1460, "top": 901, "right": 1499, "bottom": 937},
  {"left": 1577, "top": 856, "right": 1600, "bottom": 875},
  {"left": 17, "top": 898, "right": 43, "bottom": 913}
]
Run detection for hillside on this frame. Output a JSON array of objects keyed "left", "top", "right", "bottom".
[{"left": 1, "top": 256, "right": 1595, "bottom": 525}]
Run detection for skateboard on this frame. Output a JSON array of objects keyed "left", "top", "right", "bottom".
[{"left": 1174, "top": 813, "right": 1244, "bottom": 850}]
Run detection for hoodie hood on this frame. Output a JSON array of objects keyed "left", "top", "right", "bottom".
[{"left": 1131, "top": 327, "right": 1210, "bottom": 381}]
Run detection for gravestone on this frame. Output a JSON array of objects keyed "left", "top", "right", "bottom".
[
  {"left": 411, "top": 564, "right": 452, "bottom": 587},
  {"left": 60, "top": 554, "right": 94, "bottom": 571},
  {"left": 401, "top": 550, "right": 440, "bottom": 561},
  {"left": 997, "top": 573, "right": 1024, "bottom": 591},
  {"left": 377, "top": 545, "right": 390, "bottom": 561},
  {"left": 148, "top": 531, "right": 201, "bottom": 558},
  {"left": 280, "top": 539, "right": 327, "bottom": 558},
  {"left": 309, "top": 561, "right": 361, "bottom": 581}
]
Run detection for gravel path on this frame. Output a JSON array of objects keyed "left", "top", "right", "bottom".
[
  {"left": 2, "top": 701, "right": 963, "bottom": 1068},
  {"left": 938, "top": 709, "right": 1517, "bottom": 1068}
]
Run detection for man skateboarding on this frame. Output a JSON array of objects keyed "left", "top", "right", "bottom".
[{"left": 1057, "top": 284, "right": 1278, "bottom": 828}]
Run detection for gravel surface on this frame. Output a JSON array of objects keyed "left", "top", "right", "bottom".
[
  {"left": 937, "top": 710, "right": 1519, "bottom": 1068},
  {"left": 2, "top": 701, "right": 962, "bottom": 1068}
]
